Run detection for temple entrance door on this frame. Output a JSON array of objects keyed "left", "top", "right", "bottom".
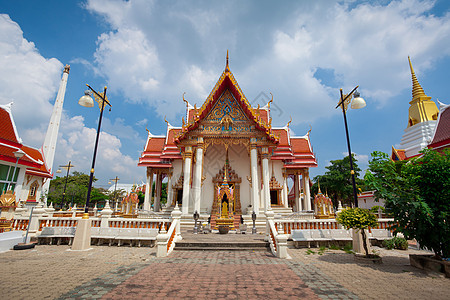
[
  {"left": 176, "top": 190, "right": 182, "bottom": 206},
  {"left": 270, "top": 190, "right": 279, "bottom": 205}
]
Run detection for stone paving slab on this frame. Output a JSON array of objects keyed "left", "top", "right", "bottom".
[{"left": 1, "top": 244, "right": 449, "bottom": 299}]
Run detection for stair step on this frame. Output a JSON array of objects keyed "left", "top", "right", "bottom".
[{"left": 174, "top": 247, "right": 269, "bottom": 251}]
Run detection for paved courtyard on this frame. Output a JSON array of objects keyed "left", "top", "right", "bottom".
[{"left": 0, "top": 243, "right": 448, "bottom": 299}]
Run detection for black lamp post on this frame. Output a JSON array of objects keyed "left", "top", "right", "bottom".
[
  {"left": 336, "top": 86, "right": 366, "bottom": 208},
  {"left": 78, "top": 85, "right": 112, "bottom": 216},
  {"left": 58, "top": 161, "right": 74, "bottom": 210}
]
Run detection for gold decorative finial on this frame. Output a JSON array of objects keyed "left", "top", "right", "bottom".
[
  {"left": 182, "top": 92, "right": 189, "bottom": 107},
  {"left": 225, "top": 50, "right": 230, "bottom": 72},
  {"left": 307, "top": 125, "right": 312, "bottom": 136},
  {"left": 145, "top": 127, "right": 150, "bottom": 134},
  {"left": 164, "top": 116, "right": 169, "bottom": 126},
  {"left": 408, "top": 56, "right": 426, "bottom": 100},
  {"left": 287, "top": 116, "right": 292, "bottom": 128},
  {"left": 268, "top": 93, "right": 273, "bottom": 108}
]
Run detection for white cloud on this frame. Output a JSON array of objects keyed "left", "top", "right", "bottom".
[
  {"left": 0, "top": 14, "right": 145, "bottom": 184},
  {"left": 0, "top": 14, "right": 62, "bottom": 147},
  {"left": 94, "top": 28, "right": 162, "bottom": 101},
  {"left": 84, "top": 0, "right": 450, "bottom": 128}
]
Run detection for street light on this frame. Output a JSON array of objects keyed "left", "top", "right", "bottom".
[
  {"left": 336, "top": 86, "right": 366, "bottom": 208},
  {"left": 109, "top": 176, "right": 120, "bottom": 211},
  {"left": 6, "top": 149, "right": 25, "bottom": 192},
  {"left": 78, "top": 85, "right": 112, "bottom": 216},
  {"left": 72, "top": 85, "right": 112, "bottom": 251},
  {"left": 59, "top": 161, "right": 75, "bottom": 210}
]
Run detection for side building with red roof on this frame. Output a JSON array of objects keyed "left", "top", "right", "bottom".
[
  {"left": 138, "top": 53, "right": 317, "bottom": 226},
  {"left": 0, "top": 103, "right": 52, "bottom": 206}
]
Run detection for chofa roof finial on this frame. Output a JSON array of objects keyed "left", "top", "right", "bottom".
[{"left": 225, "top": 50, "right": 230, "bottom": 72}]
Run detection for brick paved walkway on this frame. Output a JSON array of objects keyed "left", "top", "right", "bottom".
[{"left": 1, "top": 245, "right": 449, "bottom": 299}]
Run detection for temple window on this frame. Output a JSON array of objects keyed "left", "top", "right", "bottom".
[{"left": 28, "top": 181, "right": 39, "bottom": 200}]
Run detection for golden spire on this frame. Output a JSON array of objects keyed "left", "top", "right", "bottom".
[
  {"left": 408, "top": 56, "right": 426, "bottom": 101},
  {"left": 406, "top": 57, "right": 439, "bottom": 127},
  {"left": 225, "top": 50, "right": 230, "bottom": 72},
  {"left": 317, "top": 179, "right": 322, "bottom": 194}
]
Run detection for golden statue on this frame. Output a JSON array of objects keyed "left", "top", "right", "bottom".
[{"left": 221, "top": 201, "right": 228, "bottom": 218}]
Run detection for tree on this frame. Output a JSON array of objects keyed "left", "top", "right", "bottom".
[
  {"left": 336, "top": 207, "right": 378, "bottom": 256},
  {"left": 47, "top": 171, "right": 99, "bottom": 209},
  {"left": 312, "top": 154, "right": 364, "bottom": 207},
  {"left": 365, "top": 149, "right": 450, "bottom": 259}
]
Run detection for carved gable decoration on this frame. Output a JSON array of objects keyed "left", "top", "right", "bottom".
[{"left": 205, "top": 90, "right": 248, "bottom": 123}]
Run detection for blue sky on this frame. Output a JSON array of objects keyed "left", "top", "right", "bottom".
[{"left": 1, "top": 0, "right": 450, "bottom": 189}]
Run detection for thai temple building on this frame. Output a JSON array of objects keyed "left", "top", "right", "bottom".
[
  {"left": 139, "top": 53, "right": 317, "bottom": 227},
  {"left": 392, "top": 57, "right": 440, "bottom": 161},
  {"left": 0, "top": 65, "right": 69, "bottom": 209}
]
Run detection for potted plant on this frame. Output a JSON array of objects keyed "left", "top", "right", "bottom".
[{"left": 336, "top": 207, "right": 380, "bottom": 262}]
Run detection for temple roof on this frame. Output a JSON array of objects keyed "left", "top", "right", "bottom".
[
  {"left": 175, "top": 53, "right": 278, "bottom": 144},
  {"left": 0, "top": 103, "right": 52, "bottom": 178},
  {"left": 138, "top": 54, "right": 317, "bottom": 169},
  {"left": 428, "top": 101, "right": 450, "bottom": 150}
]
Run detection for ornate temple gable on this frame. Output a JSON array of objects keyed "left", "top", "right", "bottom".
[{"left": 175, "top": 53, "right": 279, "bottom": 146}]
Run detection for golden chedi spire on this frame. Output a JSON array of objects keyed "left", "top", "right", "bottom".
[
  {"left": 406, "top": 56, "right": 439, "bottom": 127},
  {"left": 225, "top": 50, "right": 230, "bottom": 73}
]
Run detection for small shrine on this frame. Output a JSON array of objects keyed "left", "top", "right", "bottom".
[
  {"left": 314, "top": 184, "right": 334, "bottom": 219},
  {"left": 210, "top": 153, "right": 242, "bottom": 230},
  {"left": 121, "top": 189, "right": 139, "bottom": 218},
  {"left": 0, "top": 190, "right": 17, "bottom": 220}
]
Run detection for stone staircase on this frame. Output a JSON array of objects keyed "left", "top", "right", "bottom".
[{"left": 174, "top": 230, "right": 269, "bottom": 251}]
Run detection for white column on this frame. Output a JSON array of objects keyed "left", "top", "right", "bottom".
[
  {"left": 298, "top": 174, "right": 304, "bottom": 211},
  {"left": 14, "top": 167, "right": 26, "bottom": 203},
  {"left": 303, "top": 169, "right": 311, "bottom": 211},
  {"left": 182, "top": 146, "right": 193, "bottom": 215},
  {"left": 166, "top": 171, "right": 173, "bottom": 207},
  {"left": 282, "top": 172, "right": 288, "bottom": 208},
  {"left": 250, "top": 140, "right": 260, "bottom": 214},
  {"left": 193, "top": 138, "right": 203, "bottom": 214},
  {"left": 262, "top": 147, "right": 270, "bottom": 212},
  {"left": 144, "top": 169, "right": 153, "bottom": 212},
  {"left": 294, "top": 174, "right": 300, "bottom": 212},
  {"left": 154, "top": 172, "right": 161, "bottom": 212}
]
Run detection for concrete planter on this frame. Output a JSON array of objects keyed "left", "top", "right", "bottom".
[{"left": 409, "top": 254, "right": 450, "bottom": 278}]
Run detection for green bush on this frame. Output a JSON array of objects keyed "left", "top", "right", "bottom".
[
  {"left": 382, "top": 236, "right": 408, "bottom": 250},
  {"left": 370, "top": 205, "right": 385, "bottom": 214}
]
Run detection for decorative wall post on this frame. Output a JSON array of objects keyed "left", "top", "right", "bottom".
[
  {"left": 100, "top": 200, "right": 113, "bottom": 228},
  {"left": 182, "top": 146, "right": 193, "bottom": 215},
  {"left": 261, "top": 147, "right": 270, "bottom": 212},
  {"left": 193, "top": 137, "right": 204, "bottom": 214},
  {"left": 250, "top": 139, "right": 259, "bottom": 214}
]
